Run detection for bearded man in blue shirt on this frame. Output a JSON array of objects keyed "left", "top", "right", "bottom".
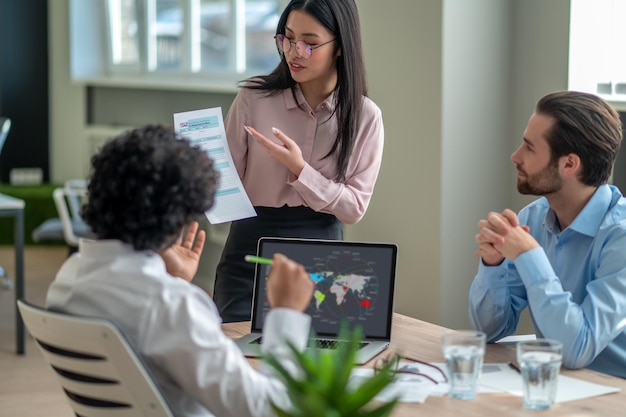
[{"left": 470, "top": 90, "right": 626, "bottom": 378}]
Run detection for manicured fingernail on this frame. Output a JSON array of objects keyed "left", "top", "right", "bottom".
[
  {"left": 243, "top": 125, "right": 253, "bottom": 135},
  {"left": 272, "top": 127, "right": 280, "bottom": 135}
]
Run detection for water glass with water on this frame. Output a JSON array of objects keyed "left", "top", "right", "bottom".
[
  {"left": 441, "top": 330, "right": 486, "bottom": 399},
  {"left": 516, "top": 339, "right": 562, "bottom": 410}
]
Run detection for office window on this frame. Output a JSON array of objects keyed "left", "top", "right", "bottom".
[
  {"left": 71, "top": 0, "right": 282, "bottom": 90},
  {"left": 569, "top": 0, "right": 626, "bottom": 104},
  {"left": 108, "top": 0, "right": 140, "bottom": 66}
]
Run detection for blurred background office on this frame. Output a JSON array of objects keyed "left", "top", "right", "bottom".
[{"left": 1, "top": 0, "right": 625, "bottom": 331}]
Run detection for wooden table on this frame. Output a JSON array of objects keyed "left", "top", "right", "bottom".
[
  {"left": 0, "top": 192, "right": 25, "bottom": 354},
  {"left": 222, "top": 313, "right": 626, "bottom": 416}
]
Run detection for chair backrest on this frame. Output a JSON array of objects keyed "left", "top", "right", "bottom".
[
  {"left": 53, "top": 180, "right": 89, "bottom": 246},
  {"left": 0, "top": 117, "right": 11, "bottom": 156},
  {"left": 17, "top": 299, "right": 174, "bottom": 417},
  {"left": 63, "top": 178, "right": 88, "bottom": 219},
  {"left": 31, "top": 179, "right": 95, "bottom": 247}
]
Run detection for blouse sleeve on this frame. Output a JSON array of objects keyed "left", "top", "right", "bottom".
[
  {"left": 224, "top": 88, "right": 251, "bottom": 180},
  {"left": 289, "top": 99, "right": 384, "bottom": 224}
]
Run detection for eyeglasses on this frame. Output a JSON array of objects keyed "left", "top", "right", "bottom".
[
  {"left": 274, "top": 34, "right": 336, "bottom": 59},
  {"left": 374, "top": 353, "right": 448, "bottom": 385}
]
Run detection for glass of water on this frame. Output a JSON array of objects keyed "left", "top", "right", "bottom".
[
  {"left": 441, "top": 330, "right": 486, "bottom": 399},
  {"left": 516, "top": 339, "right": 562, "bottom": 410}
]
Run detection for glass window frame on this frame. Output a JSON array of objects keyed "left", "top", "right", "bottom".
[
  {"left": 69, "top": 0, "right": 286, "bottom": 92},
  {"left": 569, "top": 0, "right": 626, "bottom": 110}
]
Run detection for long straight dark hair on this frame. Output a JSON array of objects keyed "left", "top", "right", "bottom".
[{"left": 241, "top": 0, "right": 367, "bottom": 182}]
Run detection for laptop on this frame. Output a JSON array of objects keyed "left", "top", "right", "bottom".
[{"left": 234, "top": 237, "right": 398, "bottom": 364}]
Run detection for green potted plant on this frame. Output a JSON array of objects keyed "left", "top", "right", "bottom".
[{"left": 263, "top": 325, "right": 399, "bottom": 417}]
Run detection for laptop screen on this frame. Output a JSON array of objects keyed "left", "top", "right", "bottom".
[{"left": 250, "top": 238, "right": 398, "bottom": 340}]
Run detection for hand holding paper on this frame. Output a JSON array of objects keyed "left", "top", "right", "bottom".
[{"left": 173, "top": 107, "right": 257, "bottom": 224}]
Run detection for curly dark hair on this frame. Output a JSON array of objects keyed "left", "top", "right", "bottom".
[{"left": 82, "top": 125, "right": 219, "bottom": 251}]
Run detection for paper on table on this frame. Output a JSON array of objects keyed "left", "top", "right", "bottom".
[
  {"left": 495, "top": 334, "right": 537, "bottom": 345},
  {"left": 174, "top": 107, "right": 256, "bottom": 224},
  {"left": 350, "top": 365, "right": 448, "bottom": 403},
  {"left": 355, "top": 362, "right": 620, "bottom": 404},
  {"left": 476, "top": 363, "right": 620, "bottom": 403}
]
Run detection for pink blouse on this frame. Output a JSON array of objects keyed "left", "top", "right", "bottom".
[{"left": 224, "top": 85, "right": 384, "bottom": 225}]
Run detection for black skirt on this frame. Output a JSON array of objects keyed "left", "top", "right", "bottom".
[{"left": 213, "top": 206, "right": 343, "bottom": 322}]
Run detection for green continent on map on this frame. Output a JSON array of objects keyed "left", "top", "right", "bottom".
[
  {"left": 314, "top": 290, "right": 326, "bottom": 309},
  {"left": 310, "top": 272, "right": 374, "bottom": 312}
]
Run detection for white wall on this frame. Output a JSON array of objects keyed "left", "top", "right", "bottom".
[
  {"left": 49, "top": 0, "right": 89, "bottom": 182},
  {"left": 440, "top": 0, "right": 513, "bottom": 329},
  {"left": 357, "top": 0, "right": 570, "bottom": 330},
  {"left": 509, "top": 0, "right": 570, "bottom": 212},
  {"left": 354, "top": 0, "right": 443, "bottom": 325},
  {"left": 48, "top": 0, "right": 572, "bottom": 329}
]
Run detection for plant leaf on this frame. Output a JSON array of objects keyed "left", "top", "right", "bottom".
[
  {"left": 340, "top": 358, "right": 396, "bottom": 414},
  {"left": 263, "top": 320, "right": 398, "bottom": 417}
]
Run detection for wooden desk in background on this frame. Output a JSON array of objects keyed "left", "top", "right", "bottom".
[{"left": 222, "top": 313, "right": 626, "bottom": 417}]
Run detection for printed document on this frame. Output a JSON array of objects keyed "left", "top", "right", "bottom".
[
  {"left": 350, "top": 362, "right": 619, "bottom": 404},
  {"left": 174, "top": 107, "right": 256, "bottom": 224},
  {"left": 478, "top": 362, "right": 620, "bottom": 403}
]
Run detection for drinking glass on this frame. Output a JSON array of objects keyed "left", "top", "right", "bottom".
[
  {"left": 441, "top": 330, "right": 486, "bottom": 399},
  {"left": 516, "top": 339, "right": 563, "bottom": 410}
]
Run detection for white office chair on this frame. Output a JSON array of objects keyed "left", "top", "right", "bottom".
[
  {"left": 32, "top": 179, "right": 96, "bottom": 252},
  {"left": 17, "top": 299, "right": 175, "bottom": 417}
]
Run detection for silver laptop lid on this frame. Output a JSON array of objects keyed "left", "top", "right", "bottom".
[{"left": 250, "top": 237, "right": 398, "bottom": 341}]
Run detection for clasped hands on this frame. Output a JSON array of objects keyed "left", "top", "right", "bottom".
[{"left": 475, "top": 209, "right": 539, "bottom": 266}]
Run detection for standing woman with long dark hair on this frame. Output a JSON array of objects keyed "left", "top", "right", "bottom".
[{"left": 214, "top": 0, "right": 384, "bottom": 322}]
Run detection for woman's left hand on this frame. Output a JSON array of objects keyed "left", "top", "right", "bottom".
[
  {"left": 159, "top": 221, "right": 206, "bottom": 282},
  {"left": 245, "top": 125, "right": 305, "bottom": 177}
]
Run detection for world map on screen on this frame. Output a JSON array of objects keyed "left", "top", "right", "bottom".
[{"left": 304, "top": 253, "right": 381, "bottom": 324}]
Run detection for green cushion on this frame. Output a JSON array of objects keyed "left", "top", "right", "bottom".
[{"left": 0, "top": 183, "right": 63, "bottom": 245}]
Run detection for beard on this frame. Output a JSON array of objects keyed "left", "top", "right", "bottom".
[{"left": 516, "top": 159, "right": 562, "bottom": 195}]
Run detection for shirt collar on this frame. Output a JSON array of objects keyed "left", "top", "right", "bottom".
[
  {"left": 283, "top": 84, "right": 337, "bottom": 113},
  {"left": 547, "top": 184, "right": 612, "bottom": 237},
  {"left": 79, "top": 238, "right": 155, "bottom": 259}
]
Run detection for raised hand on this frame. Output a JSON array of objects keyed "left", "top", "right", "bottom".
[{"left": 159, "top": 221, "right": 206, "bottom": 282}]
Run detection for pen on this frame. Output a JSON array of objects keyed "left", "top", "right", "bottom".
[
  {"left": 508, "top": 361, "right": 521, "bottom": 374},
  {"left": 244, "top": 255, "right": 274, "bottom": 265},
  {"left": 244, "top": 255, "right": 318, "bottom": 281}
]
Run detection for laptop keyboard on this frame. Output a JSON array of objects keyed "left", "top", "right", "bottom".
[
  {"left": 250, "top": 337, "right": 368, "bottom": 350},
  {"left": 311, "top": 339, "right": 368, "bottom": 349}
]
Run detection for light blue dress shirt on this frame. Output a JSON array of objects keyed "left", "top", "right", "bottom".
[{"left": 469, "top": 184, "right": 626, "bottom": 378}]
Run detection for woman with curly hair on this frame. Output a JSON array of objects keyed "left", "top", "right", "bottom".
[{"left": 46, "top": 125, "right": 315, "bottom": 417}]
